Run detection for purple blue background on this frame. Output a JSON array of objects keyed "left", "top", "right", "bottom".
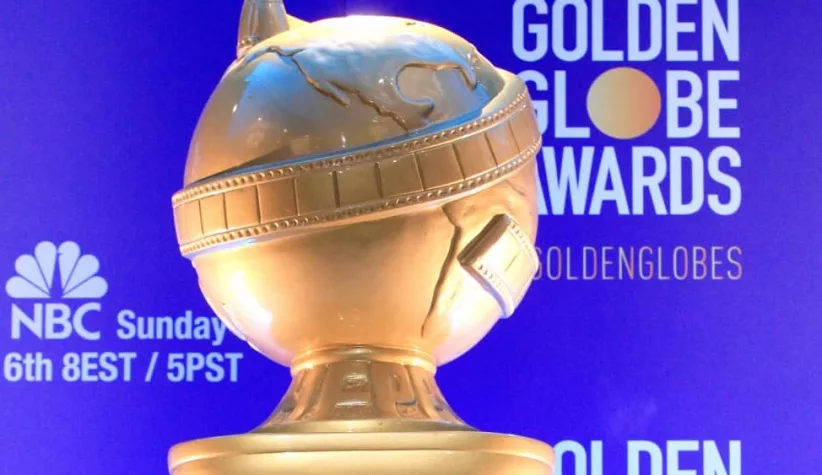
[{"left": 1, "top": 1, "right": 819, "bottom": 473}]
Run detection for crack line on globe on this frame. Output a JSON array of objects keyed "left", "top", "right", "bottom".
[
  {"left": 237, "top": 45, "right": 477, "bottom": 131},
  {"left": 505, "top": 177, "right": 529, "bottom": 200},
  {"left": 422, "top": 205, "right": 462, "bottom": 338}
]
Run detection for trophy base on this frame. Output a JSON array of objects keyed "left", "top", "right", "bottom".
[{"left": 169, "top": 430, "right": 554, "bottom": 474}]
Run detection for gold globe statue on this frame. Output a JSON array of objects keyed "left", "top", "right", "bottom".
[{"left": 169, "top": 1, "right": 553, "bottom": 473}]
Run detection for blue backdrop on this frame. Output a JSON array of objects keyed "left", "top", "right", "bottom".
[{"left": 1, "top": 1, "right": 819, "bottom": 474}]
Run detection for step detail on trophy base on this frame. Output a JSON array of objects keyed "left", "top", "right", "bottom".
[
  {"left": 256, "top": 346, "right": 469, "bottom": 433},
  {"left": 168, "top": 431, "right": 554, "bottom": 475}
]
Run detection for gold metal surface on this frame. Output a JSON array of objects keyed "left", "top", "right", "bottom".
[
  {"left": 170, "top": 431, "right": 554, "bottom": 475},
  {"left": 170, "top": 2, "right": 553, "bottom": 473}
]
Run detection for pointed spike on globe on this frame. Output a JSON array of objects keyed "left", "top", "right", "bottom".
[{"left": 237, "top": 0, "right": 308, "bottom": 58}]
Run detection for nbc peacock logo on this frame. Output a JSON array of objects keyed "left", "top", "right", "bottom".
[{"left": 6, "top": 242, "right": 107, "bottom": 341}]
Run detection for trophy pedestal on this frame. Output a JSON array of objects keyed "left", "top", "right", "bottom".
[
  {"left": 169, "top": 348, "right": 553, "bottom": 474},
  {"left": 168, "top": 431, "right": 554, "bottom": 474}
]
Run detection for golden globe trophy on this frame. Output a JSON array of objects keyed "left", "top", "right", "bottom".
[{"left": 168, "top": 1, "right": 554, "bottom": 473}]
